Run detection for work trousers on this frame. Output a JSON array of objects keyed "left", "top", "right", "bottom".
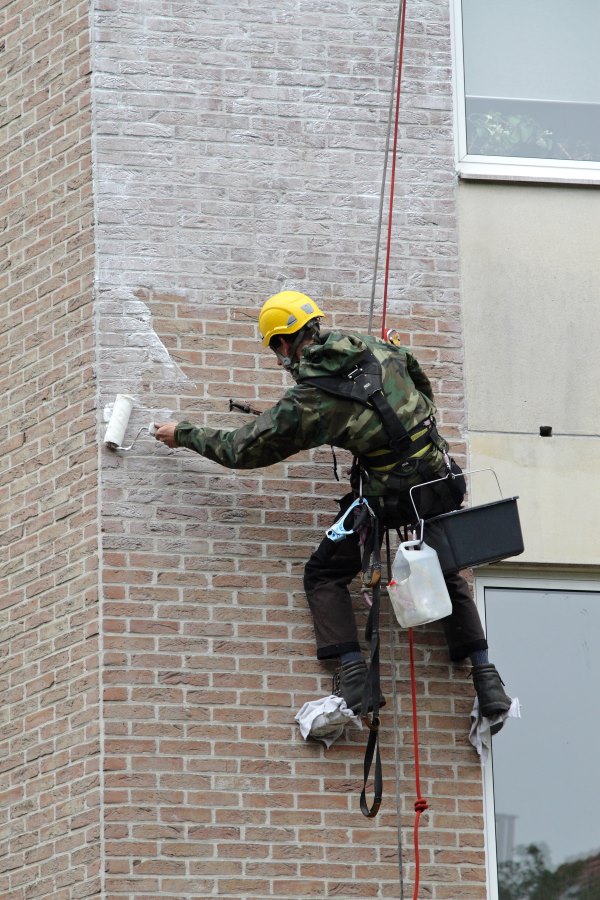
[{"left": 304, "top": 475, "right": 488, "bottom": 663}]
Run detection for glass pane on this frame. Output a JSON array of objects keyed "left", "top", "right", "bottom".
[
  {"left": 485, "top": 587, "right": 600, "bottom": 899},
  {"left": 462, "top": 0, "right": 600, "bottom": 162}
]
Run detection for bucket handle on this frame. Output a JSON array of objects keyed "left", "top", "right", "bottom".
[{"left": 409, "top": 467, "right": 503, "bottom": 526}]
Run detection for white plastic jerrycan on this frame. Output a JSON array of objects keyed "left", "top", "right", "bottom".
[{"left": 386, "top": 540, "right": 452, "bottom": 628}]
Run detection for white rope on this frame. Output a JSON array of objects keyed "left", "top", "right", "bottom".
[{"left": 367, "top": 0, "right": 406, "bottom": 336}]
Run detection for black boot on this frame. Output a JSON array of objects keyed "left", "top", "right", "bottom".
[
  {"left": 472, "top": 663, "right": 511, "bottom": 719},
  {"left": 333, "top": 660, "right": 386, "bottom": 715}
]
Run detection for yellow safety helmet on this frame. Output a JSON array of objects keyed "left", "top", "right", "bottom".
[{"left": 258, "top": 291, "right": 324, "bottom": 347}]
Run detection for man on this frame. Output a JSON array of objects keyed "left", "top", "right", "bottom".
[{"left": 154, "top": 290, "right": 511, "bottom": 727}]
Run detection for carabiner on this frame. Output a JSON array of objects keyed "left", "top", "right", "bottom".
[{"left": 326, "top": 497, "right": 375, "bottom": 543}]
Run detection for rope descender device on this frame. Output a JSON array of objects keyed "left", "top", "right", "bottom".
[{"left": 325, "top": 496, "right": 375, "bottom": 543}]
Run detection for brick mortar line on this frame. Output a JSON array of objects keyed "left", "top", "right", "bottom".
[{"left": 88, "top": 0, "right": 107, "bottom": 894}]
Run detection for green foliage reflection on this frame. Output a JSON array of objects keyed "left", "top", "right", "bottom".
[{"left": 498, "top": 843, "right": 600, "bottom": 900}]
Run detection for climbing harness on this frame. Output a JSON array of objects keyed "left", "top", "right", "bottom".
[
  {"left": 299, "top": 349, "right": 448, "bottom": 478},
  {"left": 302, "top": 350, "right": 429, "bottom": 456}
]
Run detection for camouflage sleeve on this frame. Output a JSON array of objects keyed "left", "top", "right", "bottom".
[
  {"left": 174, "top": 384, "right": 327, "bottom": 469},
  {"left": 406, "top": 351, "right": 435, "bottom": 402}
]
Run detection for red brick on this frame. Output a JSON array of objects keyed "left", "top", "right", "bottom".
[{"left": 2, "top": 2, "right": 486, "bottom": 899}]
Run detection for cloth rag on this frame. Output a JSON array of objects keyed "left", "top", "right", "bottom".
[
  {"left": 469, "top": 696, "right": 521, "bottom": 763},
  {"left": 295, "top": 694, "right": 362, "bottom": 748}
]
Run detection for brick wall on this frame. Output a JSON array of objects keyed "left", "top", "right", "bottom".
[
  {"left": 2, "top": 0, "right": 485, "bottom": 897},
  {"left": 0, "top": 0, "right": 99, "bottom": 898},
  {"left": 94, "top": 1, "right": 483, "bottom": 898}
]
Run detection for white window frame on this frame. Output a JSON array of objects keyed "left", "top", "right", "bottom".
[
  {"left": 474, "top": 571, "right": 600, "bottom": 900},
  {"left": 450, "top": 0, "right": 600, "bottom": 185}
]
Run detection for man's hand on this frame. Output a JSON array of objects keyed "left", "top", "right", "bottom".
[{"left": 154, "top": 422, "right": 179, "bottom": 448}]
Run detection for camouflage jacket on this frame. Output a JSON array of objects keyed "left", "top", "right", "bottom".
[{"left": 175, "top": 331, "right": 445, "bottom": 495}]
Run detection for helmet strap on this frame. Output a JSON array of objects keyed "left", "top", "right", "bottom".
[
  {"left": 272, "top": 324, "right": 309, "bottom": 369},
  {"left": 288, "top": 328, "right": 308, "bottom": 364},
  {"left": 274, "top": 348, "right": 293, "bottom": 370},
  {"left": 271, "top": 319, "right": 320, "bottom": 371}
]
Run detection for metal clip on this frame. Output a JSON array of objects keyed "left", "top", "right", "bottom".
[{"left": 326, "top": 497, "right": 375, "bottom": 543}]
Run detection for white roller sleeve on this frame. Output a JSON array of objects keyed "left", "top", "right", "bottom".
[{"left": 103, "top": 394, "right": 135, "bottom": 449}]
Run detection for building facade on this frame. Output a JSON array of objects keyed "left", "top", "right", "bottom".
[{"left": 2, "top": 1, "right": 598, "bottom": 898}]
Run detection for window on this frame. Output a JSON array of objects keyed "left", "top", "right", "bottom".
[
  {"left": 476, "top": 576, "right": 600, "bottom": 899},
  {"left": 452, "top": 0, "right": 600, "bottom": 182}
]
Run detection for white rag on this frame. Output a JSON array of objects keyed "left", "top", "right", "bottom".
[
  {"left": 295, "top": 694, "right": 362, "bottom": 748},
  {"left": 469, "top": 696, "right": 521, "bottom": 763}
]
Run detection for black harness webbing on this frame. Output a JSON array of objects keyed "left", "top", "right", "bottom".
[
  {"left": 359, "top": 514, "right": 383, "bottom": 818},
  {"left": 300, "top": 349, "right": 438, "bottom": 464}
]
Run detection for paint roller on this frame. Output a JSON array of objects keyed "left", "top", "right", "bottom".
[{"left": 104, "top": 394, "right": 156, "bottom": 451}]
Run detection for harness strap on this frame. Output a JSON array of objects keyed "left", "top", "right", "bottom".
[
  {"left": 359, "top": 516, "right": 384, "bottom": 818},
  {"left": 300, "top": 349, "right": 414, "bottom": 451},
  {"left": 300, "top": 349, "right": 443, "bottom": 468},
  {"left": 360, "top": 698, "right": 383, "bottom": 818},
  {"left": 361, "top": 425, "right": 434, "bottom": 471}
]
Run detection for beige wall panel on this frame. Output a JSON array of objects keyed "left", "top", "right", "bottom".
[
  {"left": 458, "top": 183, "right": 600, "bottom": 436},
  {"left": 469, "top": 433, "right": 600, "bottom": 565}
]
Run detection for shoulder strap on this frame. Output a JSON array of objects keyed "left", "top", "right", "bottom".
[
  {"left": 300, "top": 349, "right": 413, "bottom": 455},
  {"left": 300, "top": 354, "right": 381, "bottom": 405}
]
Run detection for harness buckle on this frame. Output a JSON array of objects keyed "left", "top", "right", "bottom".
[
  {"left": 347, "top": 366, "right": 362, "bottom": 380},
  {"left": 347, "top": 364, "right": 376, "bottom": 394}
]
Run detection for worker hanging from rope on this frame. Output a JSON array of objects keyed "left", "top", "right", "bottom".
[{"left": 154, "top": 290, "right": 512, "bottom": 728}]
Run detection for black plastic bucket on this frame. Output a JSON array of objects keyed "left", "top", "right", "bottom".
[{"left": 424, "top": 497, "right": 524, "bottom": 574}]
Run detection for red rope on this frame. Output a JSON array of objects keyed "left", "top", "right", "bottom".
[
  {"left": 378, "top": 5, "right": 428, "bottom": 897},
  {"left": 409, "top": 627, "right": 428, "bottom": 900},
  {"left": 380, "top": 0, "right": 408, "bottom": 340}
]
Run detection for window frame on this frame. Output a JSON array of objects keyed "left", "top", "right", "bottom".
[
  {"left": 474, "top": 571, "right": 600, "bottom": 900},
  {"left": 450, "top": 0, "right": 600, "bottom": 185}
]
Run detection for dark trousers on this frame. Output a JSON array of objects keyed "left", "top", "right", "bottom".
[{"left": 304, "top": 477, "right": 488, "bottom": 663}]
